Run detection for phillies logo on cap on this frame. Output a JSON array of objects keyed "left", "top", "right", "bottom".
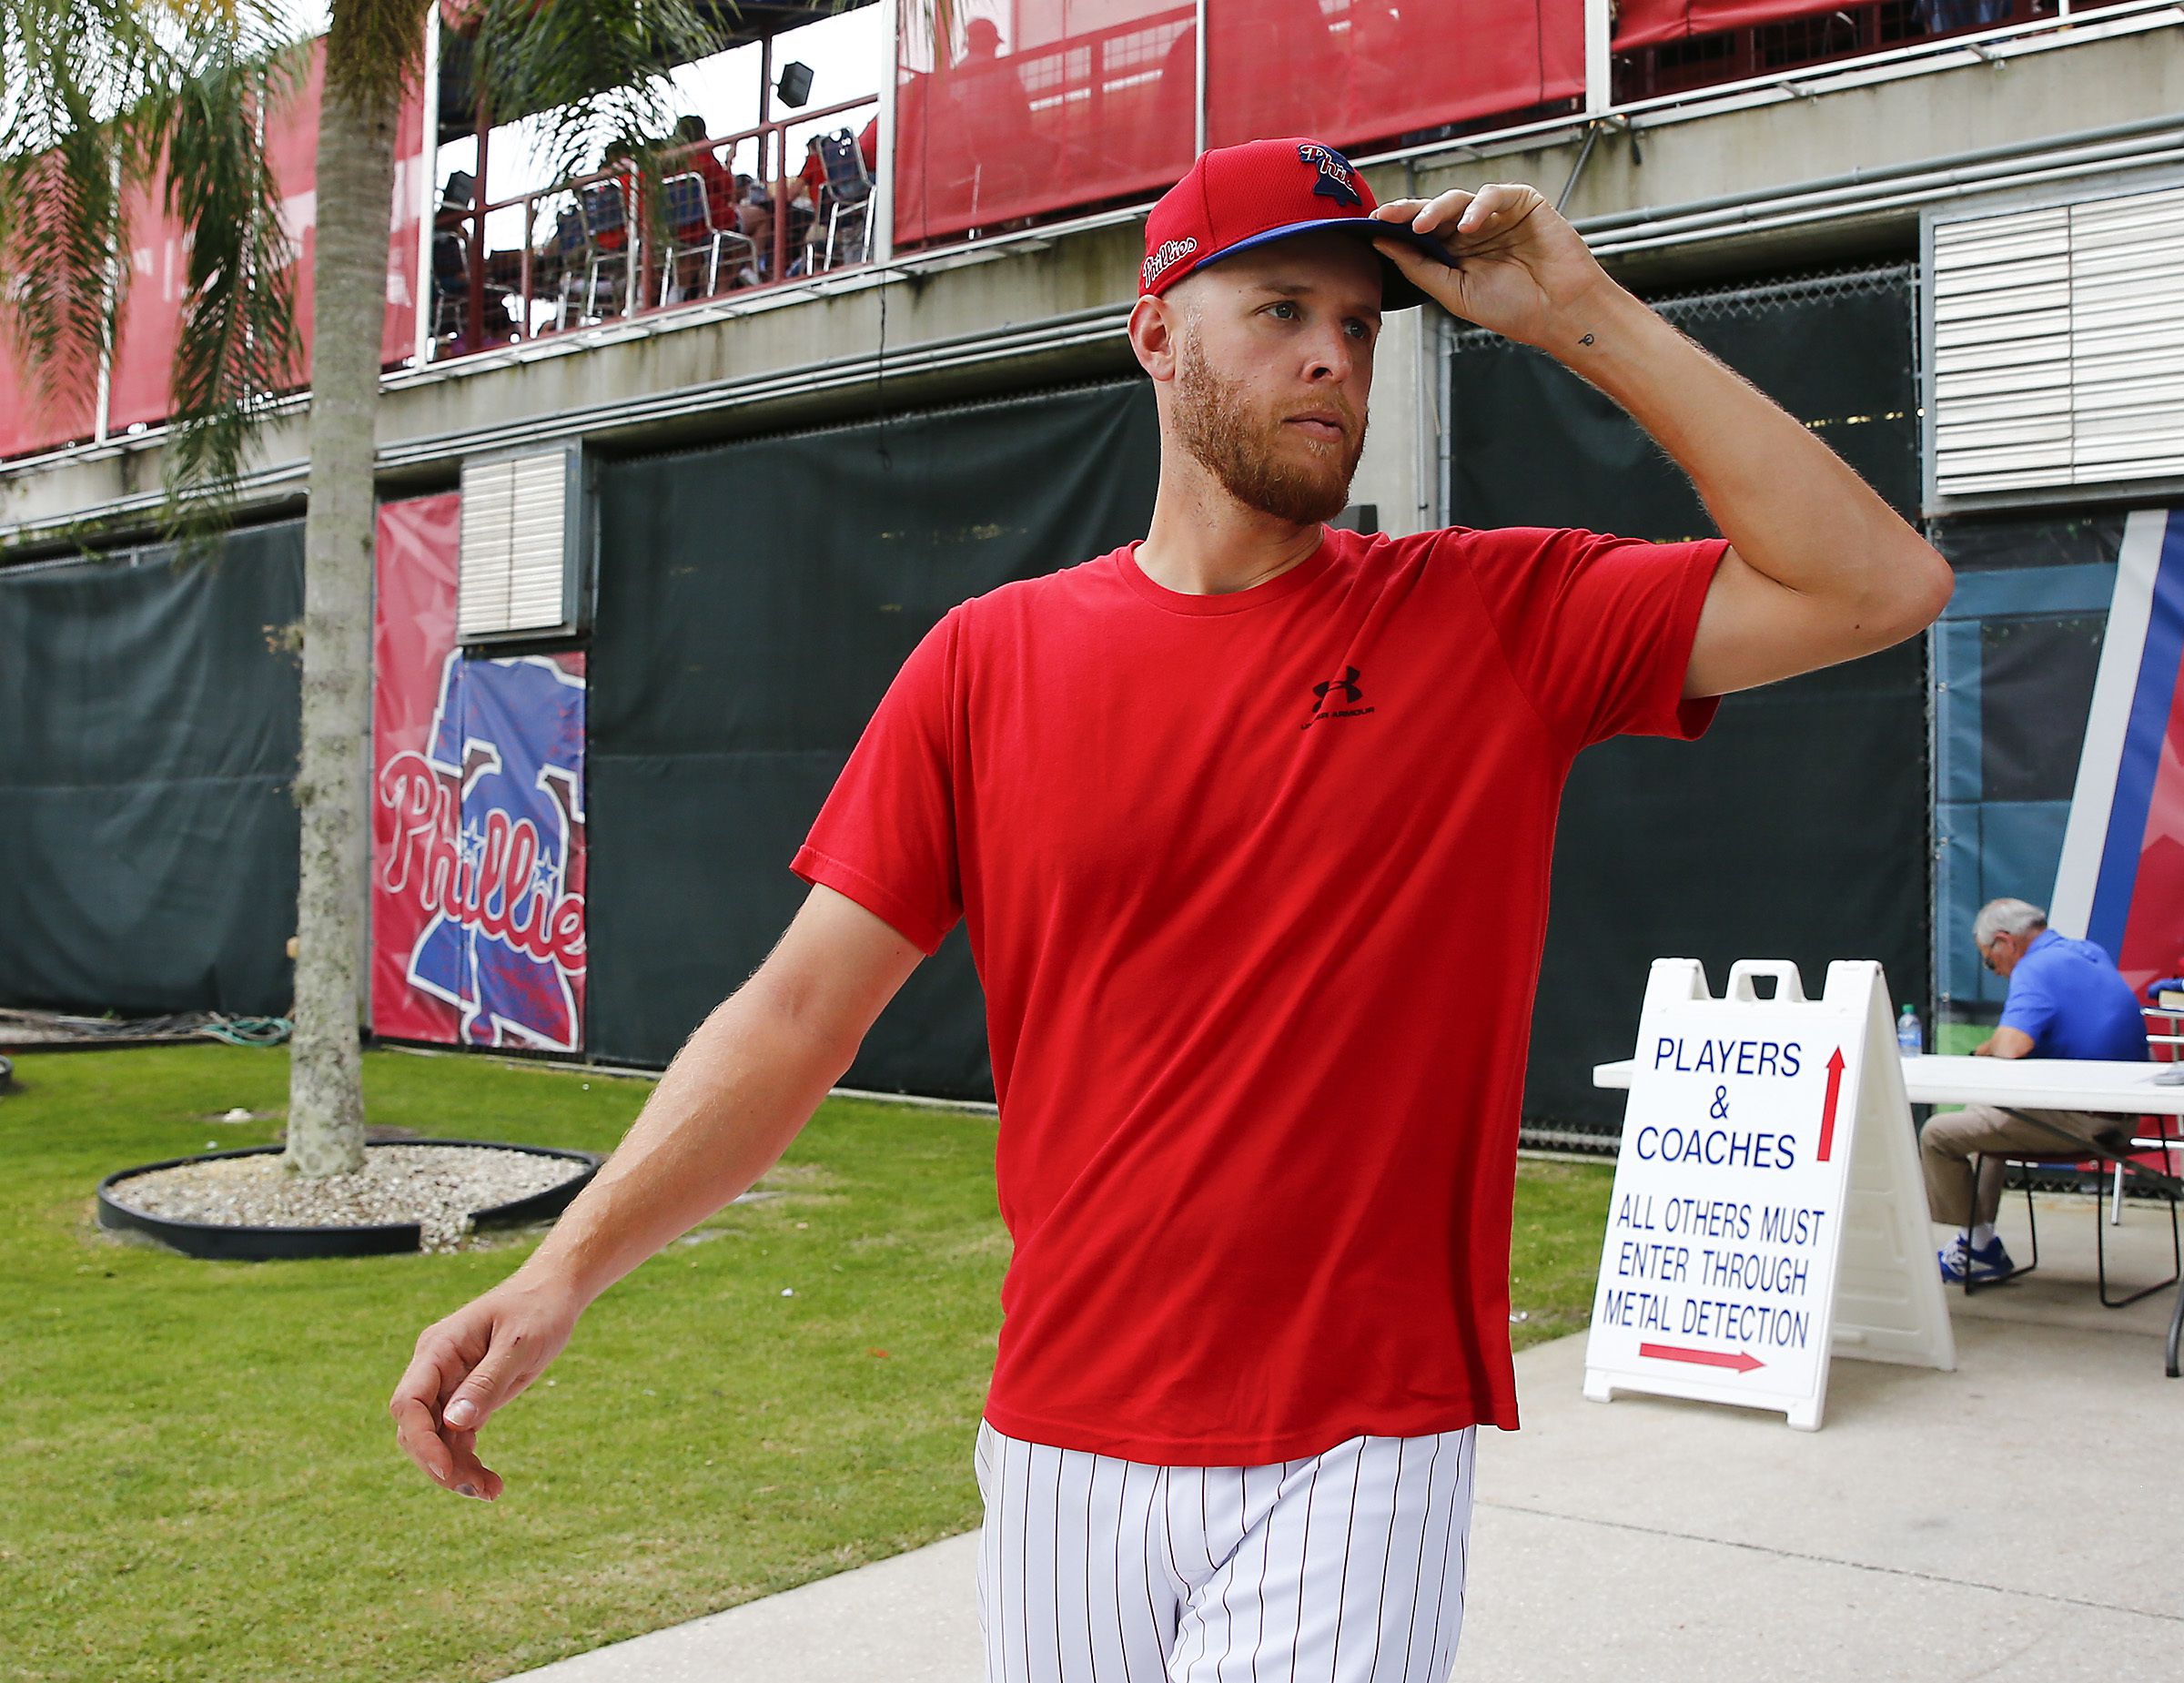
[
  {"left": 1297, "top": 143, "right": 1361, "bottom": 208},
  {"left": 1142, "top": 236, "right": 1199, "bottom": 289},
  {"left": 1138, "top": 137, "right": 1451, "bottom": 308}
]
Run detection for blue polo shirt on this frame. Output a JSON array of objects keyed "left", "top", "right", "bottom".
[{"left": 2000, "top": 929, "right": 2149, "bottom": 1061}]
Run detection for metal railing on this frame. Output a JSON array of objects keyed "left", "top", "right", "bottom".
[
  {"left": 1613, "top": 0, "right": 2093, "bottom": 100},
  {"left": 428, "top": 92, "right": 878, "bottom": 359}
]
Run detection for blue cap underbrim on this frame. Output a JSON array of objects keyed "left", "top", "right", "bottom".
[{"left": 1183, "top": 216, "right": 1452, "bottom": 310}]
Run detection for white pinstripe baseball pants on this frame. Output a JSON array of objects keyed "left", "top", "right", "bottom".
[{"left": 973, "top": 1415, "right": 1477, "bottom": 1683}]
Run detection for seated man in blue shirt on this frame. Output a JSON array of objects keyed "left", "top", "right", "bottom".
[{"left": 1922, "top": 897, "right": 2149, "bottom": 1282}]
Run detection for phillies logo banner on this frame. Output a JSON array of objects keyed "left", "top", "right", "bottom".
[{"left": 370, "top": 494, "right": 588, "bottom": 1049}]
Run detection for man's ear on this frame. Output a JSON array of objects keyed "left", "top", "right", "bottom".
[{"left": 1129, "top": 294, "right": 1181, "bottom": 384}]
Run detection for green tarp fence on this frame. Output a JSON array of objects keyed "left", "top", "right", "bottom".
[
  {"left": 0, "top": 522, "right": 305, "bottom": 1017},
  {"left": 1448, "top": 263, "right": 1931, "bottom": 1145},
  {"left": 585, "top": 379, "right": 1160, "bottom": 1090}
]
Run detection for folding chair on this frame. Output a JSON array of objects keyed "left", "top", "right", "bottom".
[
  {"left": 430, "top": 226, "right": 518, "bottom": 345},
  {"left": 2122, "top": 1004, "right": 2184, "bottom": 1223},
  {"left": 656, "top": 171, "right": 758, "bottom": 305},
  {"left": 580, "top": 178, "right": 631, "bottom": 317},
  {"left": 430, "top": 228, "right": 469, "bottom": 340},
  {"left": 549, "top": 206, "right": 589, "bottom": 330},
  {"left": 804, "top": 129, "right": 872, "bottom": 274},
  {"left": 1963, "top": 1109, "right": 2182, "bottom": 1307}
]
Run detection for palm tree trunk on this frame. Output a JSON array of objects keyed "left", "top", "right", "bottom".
[{"left": 287, "top": 48, "right": 403, "bottom": 1177}]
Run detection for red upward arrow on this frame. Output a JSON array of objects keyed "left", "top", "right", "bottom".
[
  {"left": 1640, "top": 1342, "right": 1764, "bottom": 1374},
  {"left": 1817, "top": 1047, "right": 1845, "bottom": 1162}
]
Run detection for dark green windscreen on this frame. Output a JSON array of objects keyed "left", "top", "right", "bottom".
[
  {"left": 1449, "top": 264, "right": 1930, "bottom": 1144},
  {"left": 585, "top": 380, "right": 1160, "bottom": 1088},
  {"left": 0, "top": 521, "right": 305, "bottom": 1016}
]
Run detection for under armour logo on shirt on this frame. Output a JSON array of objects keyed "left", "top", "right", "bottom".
[{"left": 1313, "top": 665, "right": 1364, "bottom": 706}]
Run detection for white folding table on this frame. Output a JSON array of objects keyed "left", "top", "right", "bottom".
[{"left": 1592, "top": 1050, "right": 2184, "bottom": 1375}]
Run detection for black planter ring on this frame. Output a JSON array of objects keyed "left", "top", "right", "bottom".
[{"left": 96, "top": 1139, "right": 602, "bottom": 1262}]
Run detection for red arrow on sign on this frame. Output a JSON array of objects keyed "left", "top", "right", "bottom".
[
  {"left": 1817, "top": 1047, "right": 1845, "bottom": 1162},
  {"left": 1640, "top": 1342, "right": 1764, "bottom": 1374}
]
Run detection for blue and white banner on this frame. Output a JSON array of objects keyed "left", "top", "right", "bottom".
[{"left": 2050, "top": 506, "right": 2184, "bottom": 996}]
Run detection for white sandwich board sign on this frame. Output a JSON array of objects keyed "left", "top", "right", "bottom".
[{"left": 1582, "top": 958, "right": 1954, "bottom": 1430}]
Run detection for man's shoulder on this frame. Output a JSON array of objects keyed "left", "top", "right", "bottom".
[
  {"left": 2042, "top": 931, "right": 2118, "bottom": 974},
  {"left": 1323, "top": 523, "right": 1464, "bottom": 581},
  {"left": 1380, "top": 522, "right": 1471, "bottom": 553},
  {"left": 949, "top": 551, "right": 1124, "bottom": 628},
  {"left": 2021, "top": 932, "right": 2131, "bottom": 998}
]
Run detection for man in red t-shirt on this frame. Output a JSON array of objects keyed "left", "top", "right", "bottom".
[{"left": 392, "top": 137, "right": 1951, "bottom": 1677}]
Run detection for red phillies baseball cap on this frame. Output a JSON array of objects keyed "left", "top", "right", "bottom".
[{"left": 1139, "top": 137, "right": 1453, "bottom": 309}]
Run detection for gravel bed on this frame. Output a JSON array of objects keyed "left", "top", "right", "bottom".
[{"left": 106, "top": 1144, "right": 588, "bottom": 1253}]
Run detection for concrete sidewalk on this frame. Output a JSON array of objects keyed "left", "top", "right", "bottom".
[{"left": 507, "top": 1194, "right": 2183, "bottom": 1681}]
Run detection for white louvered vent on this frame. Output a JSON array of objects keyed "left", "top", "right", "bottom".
[
  {"left": 1930, "top": 184, "right": 2184, "bottom": 499},
  {"left": 458, "top": 447, "right": 585, "bottom": 642}
]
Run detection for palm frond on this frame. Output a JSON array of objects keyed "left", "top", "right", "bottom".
[
  {"left": 470, "top": 0, "right": 731, "bottom": 199},
  {"left": 153, "top": 30, "right": 312, "bottom": 552},
  {"left": 0, "top": 0, "right": 301, "bottom": 545},
  {"left": 0, "top": 0, "right": 159, "bottom": 414}
]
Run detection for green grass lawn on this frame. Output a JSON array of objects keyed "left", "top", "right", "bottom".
[{"left": 1, "top": 1044, "right": 1612, "bottom": 1683}]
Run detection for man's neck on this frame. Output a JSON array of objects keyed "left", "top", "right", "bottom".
[{"left": 1136, "top": 466, "right": 1329, "bottom": 596}]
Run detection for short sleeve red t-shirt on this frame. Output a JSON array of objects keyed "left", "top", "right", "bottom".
[{"left": 790, "top": 522, "right": 1728, "bottom": 1463}]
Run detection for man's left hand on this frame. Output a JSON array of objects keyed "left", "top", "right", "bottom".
[{"left": 1367, "top": 185, "right": 1617, "bottom": 353}]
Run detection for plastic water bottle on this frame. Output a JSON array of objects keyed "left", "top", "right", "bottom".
[{"left": 1897, "top": 1004, "right": 1924, "bottom": 1057}]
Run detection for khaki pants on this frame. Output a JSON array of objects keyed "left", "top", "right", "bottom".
[{"left": 1920, "top": 1103, "right": 2134, "bottom": 1228}]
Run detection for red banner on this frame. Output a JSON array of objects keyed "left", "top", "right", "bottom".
[
  {"left": 1206, "top": 0, "right": 1582, "bottom": 152},
  {"left": 894, "top": 2, "right": 1198, "bottom": 248},
  {"left": 106, "top": 161, "right": 213, "bottom": 435},
  {"left": 5, "top": 34, "right": 426, "bottom": 459},
  {"left": 1613, "top": 0, "right": 1906, "bottom": 52},
  {"left": 109, "top": 40, "right": 426, "bottom": 434},
  {"left": 892, "top": 0, "right": 1584, "bottom": 248},
  {"left": 0, "top": 334, "right": 96, "bottom": 459},
  {"left": 370, "top": 492, "right": 589, "bottom": 1049}
]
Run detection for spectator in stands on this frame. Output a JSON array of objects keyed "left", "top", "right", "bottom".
[
  {"left": 946, "top": 15, "right": 1044, "bottom": 225},
  {"left": 761, "top": 140, "right": 817, "bottom": 273},
  {"left": 589, "top": 137, "right": 637, "bottom": 253},
  {"left": 958, "top": 16, "right": 1009, "bottom": 71},
  {"left": 1922, "top": 897, "right": 2148, "bottom": 1283},
  {"left": 733, "top": 172, "right": 773, "bottom": 245},
  {"left": 527, "top": 194, "right": 582, "bottom": 311},
  {"left": 734, "top": 170, "right": 809, "bottom": 281},
  {"left": 673, "top": 114, "right": 741, "bottom": 232},
  {"left": 797, "top": 135, "right": 829, "bottom": 206}
]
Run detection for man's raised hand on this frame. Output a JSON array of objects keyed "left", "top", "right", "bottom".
[
  {"left": 1367, "top": 183, "right": 1618, "bottom": 353},
  {"left": 388, "top": 1275, "right": 582, "bottom": 1501}
]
